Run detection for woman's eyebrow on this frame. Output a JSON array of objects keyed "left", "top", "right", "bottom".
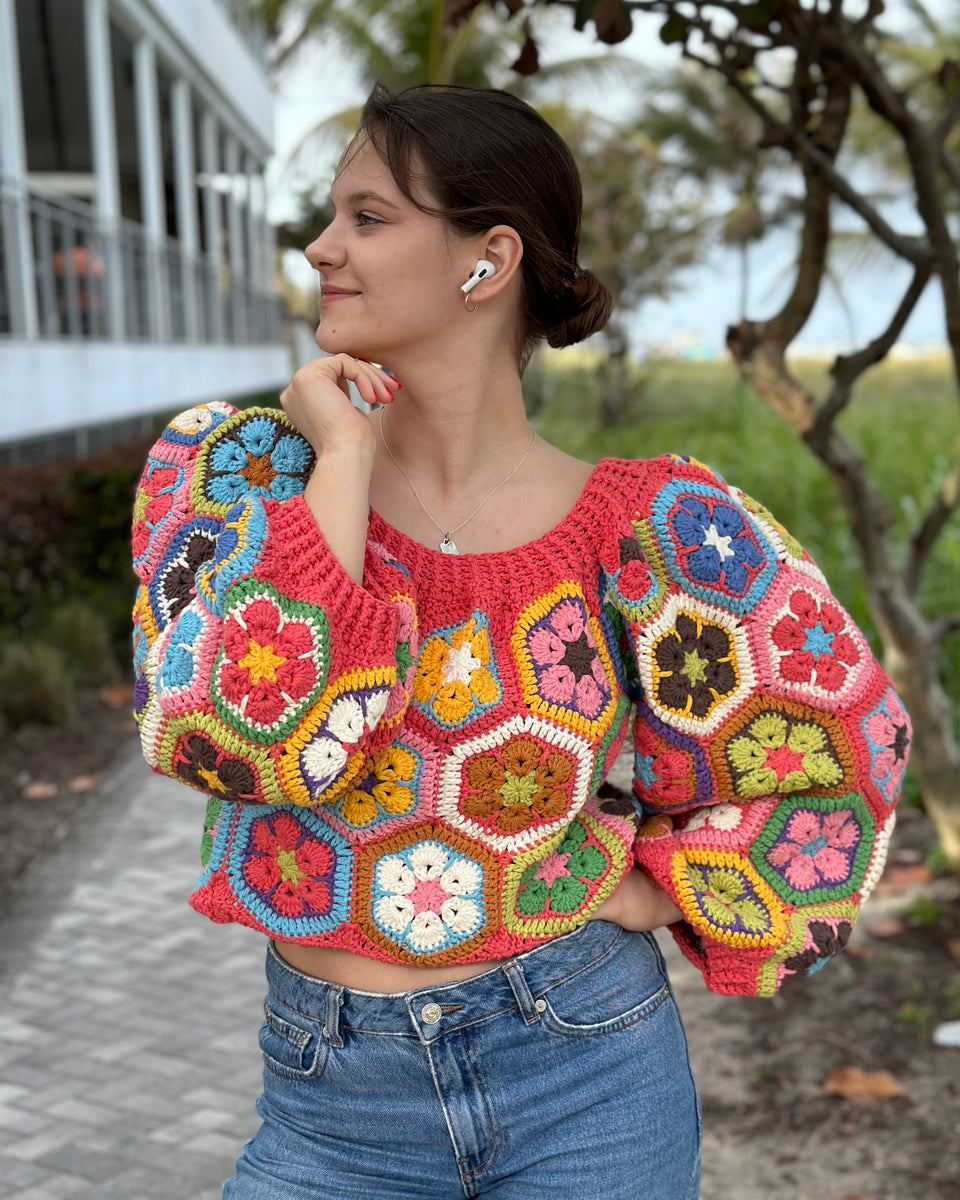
[{"left": 330, "top": 190, "right": 401, "bottom": 210}]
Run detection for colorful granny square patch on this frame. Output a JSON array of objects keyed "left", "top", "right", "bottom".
[
  {"left": 635, "top": 593, "right": 756, "bottom": 736},
  {"left": 752, "top": 577, "right": 872, "bottom": 708},
  {"left": 207, "top": 806, "right": 351, "bottom": 936},
  {"left": 709, "top": 695, "right": 855, "bottom": 801},
  {"left": 195, "top": 497, "right": 268, "bottom": 615},
  {"left": 438, "top": 713, "right": 593, "bottom": 854},
  {"left": 677, "top": 797, "right": 776, "bottom": 851},
  {"left": 672, "top": 847, "right": 788, "bottom": 949},
  {"left": 157, "top": 713, "right": 287, "bottom": 806},
  {"left": 324, "top": 730, "right": 439, "bottom": 845},
  {"left": 632, "top": 701, "right": 715, "bottom": 812},
  {"left": 513, "top": 582, "right": 619, "bottom": 739},
  {"left": 750, "top": 791, "right": 876, "bottom": 906},
  {"left": 191, "top": 410, "right": 315, "bottom": 517},
  {"left": 159, "top": 401, "right": 234, "bottom": 448},
  {"left": 727, "top": 484, "right": 826, "bottom": 585},
  {"left": 211, "top": 581, "right": 330, "bottom": 745},
  {"left": 502, "top": 811, "right": 627, "bottom": 937},
  {"left": 411, "top": 612, "right": 501, "bottom": 729},
  {"left": 650, "top": 477, "right": 778, "bottom": 614},
  {"left": 601, "top": 518, "right": 671, "bottom": 625},
  {"left": 862, "top": 687, "right": 911, "bottom": 805},
  {"left": 756, "top": 901, "right": 858, "bottom": 996},
  {"left": 132, "top": 457, "right": 186, "bottom": 571},
  {"left": 278, "top": 668, "right": 395, "bottom": 806},
  {"left": 147, "top": 515, "right": 221, "bottom": 630},
  {"left": 355, "top": 825, "right": 498, "bottom": 963}
]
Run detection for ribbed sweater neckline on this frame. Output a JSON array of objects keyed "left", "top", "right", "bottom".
[{"left": 367, "top": 457, "right": 639, "bottom": 572}]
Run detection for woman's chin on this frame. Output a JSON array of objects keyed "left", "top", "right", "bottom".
[{"left": 314, "top": 324, "right": 372, "bottom": 361}]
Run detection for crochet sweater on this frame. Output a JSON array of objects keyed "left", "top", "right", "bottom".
[{"left": 132, "top": 403, "right": 910, "bottom": 997}]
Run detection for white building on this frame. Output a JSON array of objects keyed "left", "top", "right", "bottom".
[{"left": 0, "top": 0, "right": 292, "bottom": 459}]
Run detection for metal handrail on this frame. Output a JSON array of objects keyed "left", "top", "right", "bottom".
[{"left": 0, "top": 173, "right": 279, "bottom": 344}]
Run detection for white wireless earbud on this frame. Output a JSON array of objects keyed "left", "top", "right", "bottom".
[{"left": 460, "top": 259, "right": 496, "bottom": 295}]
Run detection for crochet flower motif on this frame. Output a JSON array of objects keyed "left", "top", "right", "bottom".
[
  {"left": 203, "top": 414, "right": 313, "bottom": 506},
  {"left": 150, "top": 518, "right": 221, "bottom": 628},
  {"left": 370, "top": 839, "right": 486, "bottom": 956},
  {"left": 132, "top": 460, "right": 184, "bottom": 565},
  {"left": 195, "top": 498, "right": 268, "bottom": 615},
  {"left": 172, "top": 730, "right": 259, "bottom": 804},
  {"left": 633, "top": 708, "right": 712, "bottom": 812},
  {"left": 412, "top": 614, "right": 500, "bottom": 728},
  {"left": 440, "top": 715, "right": 592, "bottom": 853},
  {"left": 242, "top": 811, "right": 336, "bottom": 918},
  {"left": 722, "top": 711, "right": 846, "bottom": 797},
  {"left": 212, "top": 585, "right": 328, "bottom": 743},
  {"left": 653, "top": 479, "right": 776, "bottom": 613},
  {"left": 461, "top": 735, "right": 575, "bottom": 836},
  {"left": 730, "top": 485, "right": 826, "bottom": 584},
  {"left": 863, "top": 688, "right": 911, "bottom": 804},
  {"left": 515, "top": 819, "right": 608, "bottom": 916},
  {"left": 751, "top": 793, "right": 874, "bottom": 905},
  {"left": 283, "top": 673, "right": 394, "bottom": 804},
  {"left": 335, "top": 745, "right": 418, "bottom": 829},
  {"left": 601, "top": 519, "right": 669, "bottom": 624},
  {"left": 503, "top": 811, "right": 626, "bottom": 935},
  {"left": 514, "top": 585, "right": 617, "bottom": 738},
  {"left": 767, "top": 585, "right": 866, "bottom": 699},
  {"left": 683, "top": 804, "right": 744, "bottom": 835},
  {"left": 675, "top": 850, "right": 786, "bottom": 947},
  {"left": 639, "top": 595, "right": 755, "bottom": 736},
  {"left": 781, "top": 918, "right": 853, "bottom": 982},
  {"left": 765, "top": 808, "right": 861, "bottom": 892}
]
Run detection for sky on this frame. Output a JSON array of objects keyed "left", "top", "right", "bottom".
[{"left": 266, "top": 1, "right": 951, "bottom": 357}]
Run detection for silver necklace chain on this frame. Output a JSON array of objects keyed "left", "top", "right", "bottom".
[{"left": 378, "top": 407, "right": 537, "bottom": 554}]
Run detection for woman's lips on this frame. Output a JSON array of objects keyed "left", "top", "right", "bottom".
[{"left": 320, "top": 289, "right": 359, "bottom": 304}]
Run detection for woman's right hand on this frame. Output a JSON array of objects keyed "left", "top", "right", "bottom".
[
  {"left": 279, "top": 355, "right": 399, "bottom": 585},
  {"left": 279, "top": 354, "right": 398, "bottom": 459}
]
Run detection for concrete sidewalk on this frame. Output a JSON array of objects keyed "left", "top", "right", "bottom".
[{"left": 0, "top": 741, "right": 265, "bottom": 1200}]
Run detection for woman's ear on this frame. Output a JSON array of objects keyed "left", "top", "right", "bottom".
[{"left": 466, "top": 226, "right": 523, "bottom": 301}]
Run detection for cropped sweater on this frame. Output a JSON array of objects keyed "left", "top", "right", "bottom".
[{"left": 132, "top": 402, "right": 910, "bottom": 997}]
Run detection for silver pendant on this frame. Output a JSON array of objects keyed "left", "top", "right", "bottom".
[{"left": 440, "top": 534, "right": 459, "bottom": 554}]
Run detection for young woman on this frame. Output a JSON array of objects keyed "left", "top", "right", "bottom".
[{"left": 132, "top": 84, "right": 910, "bottom": 1199}]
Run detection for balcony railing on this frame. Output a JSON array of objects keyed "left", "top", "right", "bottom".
[{"left": 0, "top": 175, "right": 280, "bottom": 345}]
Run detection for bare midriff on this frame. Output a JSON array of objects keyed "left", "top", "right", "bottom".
[{"left": 272, "top": 943, "right": 509, "bottom": 992}]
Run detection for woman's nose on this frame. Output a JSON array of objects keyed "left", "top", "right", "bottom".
[{"left": 304, "top": 221, "right": 343, "bottom": 271}]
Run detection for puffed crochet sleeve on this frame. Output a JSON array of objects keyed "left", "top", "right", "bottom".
[
  {"left": 131, "top": 403, "right": 418, "bottom": 808},
  {"left": 600, "top": 453, "right": 910, "bottom": 997}
]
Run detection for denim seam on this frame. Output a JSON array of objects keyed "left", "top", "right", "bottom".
[
  {"left": 539, "top": 980, "right": 672, "bottom": 1039},
  {"left": 457, "top": 1023, "right": 504, "bottom": 1185}
]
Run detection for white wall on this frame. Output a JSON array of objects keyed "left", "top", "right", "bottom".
[{"left": 1, "top": 341, "right": 292, "bottom": 440}]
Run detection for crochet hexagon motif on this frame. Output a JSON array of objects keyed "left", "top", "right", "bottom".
[
  {"left": 437, "top": 713, "right": 594, "bottom": 854},
  {"left": 191, "top": 410, "right": 315, "bottom": 517},
  {"left": 650, "top": 477, "right": 778, "bottom": 615},
  {"left": 749, "top": 792, "right": 876, "bottom": 906},
  {"left": 355, "top": 826, "right": 498, "bottom": 964},
  {"left": 512, "top": 582, "right": 619, "bottom": 739}
]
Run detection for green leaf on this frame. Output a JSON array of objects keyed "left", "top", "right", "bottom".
[{"left": 659, "top": 15, "right": 687, "bottom": 45}]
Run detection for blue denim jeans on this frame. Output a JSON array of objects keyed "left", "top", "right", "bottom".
[{"left": 222, "top": 921, "right": 701, "bottom": 1199}]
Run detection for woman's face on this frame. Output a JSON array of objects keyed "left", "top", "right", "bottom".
[{"left": 304, "top": 138, "right": 466, "bottom": 364}]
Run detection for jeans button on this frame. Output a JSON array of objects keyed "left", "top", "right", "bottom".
[
  {"left": 535, "top": 999, "right": 547, "bottom": 1013},
  {"left": 420, "top": 1002, "right": 442, "bottom": 1025}
]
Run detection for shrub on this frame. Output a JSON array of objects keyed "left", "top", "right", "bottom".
[
  {"left": 0, "top": 641, "right": 75, "bottom": 727},
  {"left": 40, "top": 600, "right": 120, "bottom": 687}
]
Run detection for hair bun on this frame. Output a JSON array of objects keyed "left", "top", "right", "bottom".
[{"left": 545, "top": 267, "right": 612, "bottom": 349}]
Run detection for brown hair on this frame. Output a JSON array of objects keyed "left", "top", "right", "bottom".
[{"left": 353, "top": 83, "right": 611, "bottom": 362}]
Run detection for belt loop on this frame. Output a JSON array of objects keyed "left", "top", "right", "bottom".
[
  {"left": 502, "top": 960, "right": 541, "bottom": 1025},
  {"left": 324, "top": 985, "right": 345, "bottom": 1048}
]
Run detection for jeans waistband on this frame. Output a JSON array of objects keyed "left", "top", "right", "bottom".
[{"left": 266, "top": 921, "right": 640, "bottom": 1043}]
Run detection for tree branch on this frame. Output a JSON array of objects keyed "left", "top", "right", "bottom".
[
  {"left": 906, "top": 463, "right": 960, "bottom": 594},
  {"left": 933, "top": 613, "right": 960, "bottom": 643},
  {"left": 940, "top": 146, "right": 960, "bottom": 196},
  {"left": 817, "top": 263, "right": 933, "bottom": 431}
]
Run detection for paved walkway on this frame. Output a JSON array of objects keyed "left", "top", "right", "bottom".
[{"left": 0, "top": 740, "right": 265, "bottom": 1200}]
